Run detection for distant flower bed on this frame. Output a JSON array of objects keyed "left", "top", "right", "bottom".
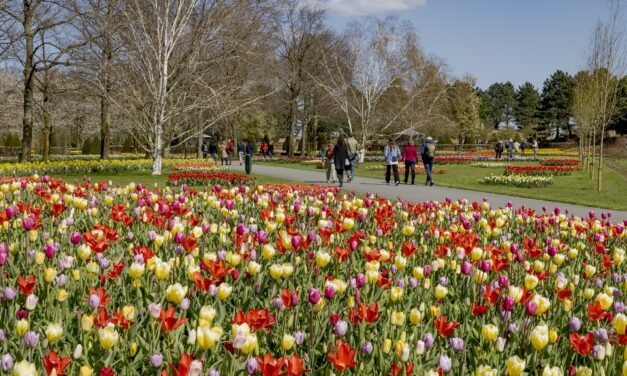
[
  {"left": 504, "top": 165, "right": 581, "bottom": 176},
  {"left": 480, "top": 174, "right": 554, "bottom": 188},
  {"left": 167, "top": 172, "right": 255, "bottom": 186},
  {"left": 171, "top": 162, "right": 229, "bottom": 172},
  {"left": 470, "top": 162, "right": 512, "bottom": 168},
  {"left": 540, "top": 158, "right": 582, "bottom": 166}
]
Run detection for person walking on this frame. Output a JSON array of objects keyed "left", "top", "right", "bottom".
[
  {"left": 331, "top": 136, "right": 349, "bottom": 188},
  {"left": 346, "top": 132, "right": 358, "bottom": 183},
  {"left": 520, "top": 140, "right": 527, "bottom": 156},
  {"left": 226, "top": 139, "right": 234, "bottom": 165},
  {"left": 245, "top": 140, "right": 254, "bottom": 174},
  {"left": 507, "top": 139, "right": 514, "bottom": 159},
  {"left": 221, "top": 142, "right": 228, "bottom": 165},
  {"left": 202, "top": 142, "right": 209, "bottom": 159},
  {"left": 209, "top": 140, "right": 218, "bottom": 162},
  {"left": 401, "top": 139, "right": 418, "bottom": 184},
  {"left": 237, "top": 141, "right": 245, "bottom": 165},
  {"left": 261, "top": 141, "right": 269, "bottom": 160},
  {"left": 420, "top": 137, "right": 436, "bottom": 186},
  {"left": 532, "top": 139, "right": 538, "bottom": 158},
  {"left": 384, "top": 138, "right": 401, "bottom": 186},
  {"left": 494, "top": 141, "right": 503, "bottom": 160},
  {"left": 325, "top": 142, "right": 337, "bottom": 183}
]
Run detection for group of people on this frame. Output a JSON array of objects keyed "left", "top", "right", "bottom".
[
  {"left": 202, "top": 139, "right": 254, "bottom": 166},
  {"left": 324, "top": 133, "right": 359, "bottom": 187},
  {"left": 383, "top": 137, "right": 436, "bottom": 186},
  {"left": 324, "top": 135, "right": 437, "bottom": 187},
  {"left": 495, "top": 139, "right": 538, "bottom": 159}
]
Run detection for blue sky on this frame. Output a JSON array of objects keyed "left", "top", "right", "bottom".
[{"left": 321, "top": 0, "right": 610, "bottom": 90}]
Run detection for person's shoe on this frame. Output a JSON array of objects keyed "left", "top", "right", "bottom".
[
  {"left": 326, "top": 180, "right": 330, "bottom": 183},
  {"left": 429, "top": 181, "right": 434, "bottom": 186},
  {"left": 404, "top": 181, "right": 408, "bottom": 184},
  {"left": 425, "top": 181, "right": 428, "bottom": 186},
  {"left": 395, "top": 181, "right": 399, "bottom": 186},
  {"left": 386, "top": 182, "right": 390, "bottom": 185},
  {"left": 339, "top": 183, "right": 343, "bottom": 187}
]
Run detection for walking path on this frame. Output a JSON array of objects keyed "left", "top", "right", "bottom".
[{"left": 232, "top": 164, "right": 627, "bottom": 222}]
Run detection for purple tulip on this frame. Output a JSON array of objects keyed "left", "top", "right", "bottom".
[
  {"left": 150, "top": 353, "right": 163, "bottom": 367},
  {"left": 422, "top": 332, "right": 435, "bottom": 349},
  {"left": 308, "top": 288, "right": 321, "bottom": 305},
  {"left": 503, "top": 296, "right": 515, "bottom": 311},
  {"left": 438, "top": 354, "right": 452, "bottom": 372},
  {"left": 246, "top": 358, "right": 258, "bottom": 374},
  {"left": 23, "top": 331, "right": 39, "bottom": 348},
  {"left": 294, "top": 331, "right": 305, "bottom": 345},
  {"left": 361, "top": 341, "right": 373, "bottom": 355},
  {"left": 595, "top": 328, "right": 609, "bottom": 343},
  {"left": 0, "top": 330, "right": 5, "bottom": 342},
  {"left": 272, "top": 297, "right": 283, "bottom": 310},
  {"left": 525, "top": 301, "right": 537, "bottom": 316},
  {"left": 356, "top": 274, "right": 366, "bottom": 288},
  {"left": 324, "top": 285, "right": 336, "bottom": 300},
  {"left": 409, "top": 277, "right": 418, "bottom": 288},
  {"left": 70, "top": 232, "right": 82, "bottom": 245},
  {"left": 22, "top": 216, "right": 34, "bottom": 231},
  {"left": 179, "top": 298, "right": 190, "bottom": 310},
  {"left": 89, "top": 294, "right": 100, "bottom": 308},
  {"left": 16, "top": 309, "right": 28, "bottom": 320},
  {"left": 334, "top": 320, "right": 348, "bottom": 336},
  {"left": 2, "top": 288, "right": 16, "bottom": 300},
  {"left": 450, "top": 337, "right": 464, "bottom": 351},
  {"left": 0, "top": 354, "right": 13, "bottom": 371},
  {"left": 461, "top": 261, "right": 473, "bottom": 275}
]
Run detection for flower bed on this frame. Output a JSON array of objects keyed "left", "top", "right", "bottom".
[
  {"left": 480, "top": 174, "right": 554, "bottom": 187},
  {"left": 504, "top": 165, "right": 582, "bottom": 176},
  {"left": 171, "top": 162, "right": 230, "bottom": 172},
  {"left": 540, "top": 158, "right": 582, "bottom": 166},
  {"left": 0, "top": 176, "right": 623, "bottom": 375},
  {"left": 0, "top": 158, "right": 210, "bottom": 176},
  {"left": 470, "top": 162, "right": 512, "bottom": 168},
  {"left": 167, "top": 172, "right": 255, "bottom": 186}
]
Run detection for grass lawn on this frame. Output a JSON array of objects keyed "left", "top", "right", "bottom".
[
  {"left": 258, "top": 159, "right": 627, "bottom": 210},
  {"left": 55, "top": 168, "right": 299, "bottom": 188}
]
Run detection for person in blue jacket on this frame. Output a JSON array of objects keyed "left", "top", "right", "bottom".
[{"left": 384, "top": 138, "right": 401, "bottom": 186}]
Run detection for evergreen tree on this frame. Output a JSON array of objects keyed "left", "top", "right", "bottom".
[
  {"left": 485, "top": 82, "right": 516, "bottom": 129},
  {"left": 513, "top": 82, "right": 541, "bottom": 129},
  {"left": 540, "top": 70, "right": 575, "bottom": 140}
]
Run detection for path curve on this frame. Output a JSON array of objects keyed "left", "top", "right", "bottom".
[{"left": 232, "top": 164, "right": 627, "bottom": 222}]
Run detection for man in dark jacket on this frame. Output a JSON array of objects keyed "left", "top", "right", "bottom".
[{"left": 420, "top": 137, "right": 436, "bottom": 186}]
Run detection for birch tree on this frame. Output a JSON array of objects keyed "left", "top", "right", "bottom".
[
  {"left": 584, "top": 0, "right": 626, "bottom": 191},
  {"left": 315, "top": 17, "right": 447, "bottom": 146}
]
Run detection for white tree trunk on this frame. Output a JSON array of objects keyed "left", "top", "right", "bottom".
[{"left": 152, "top": 123, "right": 163, "bottom": 175}]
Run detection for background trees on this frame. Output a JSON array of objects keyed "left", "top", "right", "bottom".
[{"left": 0, "top": 0, "right": 625, "bottom": 172}]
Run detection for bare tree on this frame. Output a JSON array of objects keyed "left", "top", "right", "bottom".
[
  {"left": 0, "top": 0, "right": 81, "bottom": 161},
  {"left": 584, "top": 0, "right": 626, "bottom": 191},
  {"left": 314, "top": 17, "right": 447, "bottom": 146},
  {"left": 272, "top": 0, "right": 325, "bottom": 156}
]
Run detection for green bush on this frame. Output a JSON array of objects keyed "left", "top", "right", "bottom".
[{"left": 81, "top": 136, "right": 101, "bottom": 155}]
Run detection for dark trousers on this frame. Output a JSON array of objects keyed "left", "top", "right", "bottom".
[
  {"left": 404, "top": 160, "right": 416, "bottom": 184},
  {"left": 385, "top": 164, "right": 399, "bottom": 183},
  {"left": 424, "top": 161, "right": 433, "bottom": 183},
  {"left": 336, "top": 169, "right": 344, "bottom": 186}
]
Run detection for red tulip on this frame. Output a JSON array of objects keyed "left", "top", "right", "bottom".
[{"left": 327, "top": 339, "right": 358, "bottom": 371}]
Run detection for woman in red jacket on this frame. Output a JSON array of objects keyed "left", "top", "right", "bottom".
[{"left": 401, "top": 139, "right": 418, "bottom": 184}]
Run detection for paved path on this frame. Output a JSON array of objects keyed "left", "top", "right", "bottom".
[{"left": 231, "top": 164, "right": 627, "bottom": 222}]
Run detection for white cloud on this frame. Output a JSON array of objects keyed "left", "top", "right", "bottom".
[{"left": 317, "top": 0, "right": 426, "bottom": 16}]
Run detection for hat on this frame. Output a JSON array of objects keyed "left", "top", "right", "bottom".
[{"left": 426, "top": 137, "right": 433, "bottom": 141}]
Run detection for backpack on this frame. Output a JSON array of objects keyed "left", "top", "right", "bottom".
[{"left": 426, "top": 143, "right": 435, "bottom": 159}]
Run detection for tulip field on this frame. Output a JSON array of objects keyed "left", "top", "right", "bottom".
[{"left": 0, "top": 175, "right": 625, "bottom": 376}]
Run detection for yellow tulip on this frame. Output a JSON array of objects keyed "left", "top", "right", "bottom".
[
  {"left": 409, "top": 308, "right": 423, "bottom": 325},
  {"left": 165, "top": 283, "right": 188, "bottom": 305},
  {"left": 481, "top": 324, "right": 498, "bottom": 342},
  {"left": 217, "top": 283, "right": 232, "bottom": 300},
  {"left": 80, "top": 365, "right": 94, "bottom": 376},
  {"left": 16, "top": 319, "right": 29, "bottom": 336},
  {"left": 530, "top": 325, "right": 549, "bottom": 351},
  {"left": 196, "top": 326, "right": 222, "bottom": 350},
  {"left": 98, "top": 324, "right": 119, "bottom": 350},
  {"left": 282, "top": 334, "right": 295, "bottom": 351},
  {"left": 505, "top": 356, "right": 525, "bottom": 376},
  {"left": 613, "top": 313, "right": 627, "bottom": 335},
  {"left": 81, "top": 314, "right": 94, "bottom": 332},
  {"left": 45, "top": 323, "right": 63, "bottom": 343},
  {"left": 434, "top": 285, "right": 448, "bottom": 300},
  {"left": 12, "top": 360, "right": 36, "bottom": 376}
]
